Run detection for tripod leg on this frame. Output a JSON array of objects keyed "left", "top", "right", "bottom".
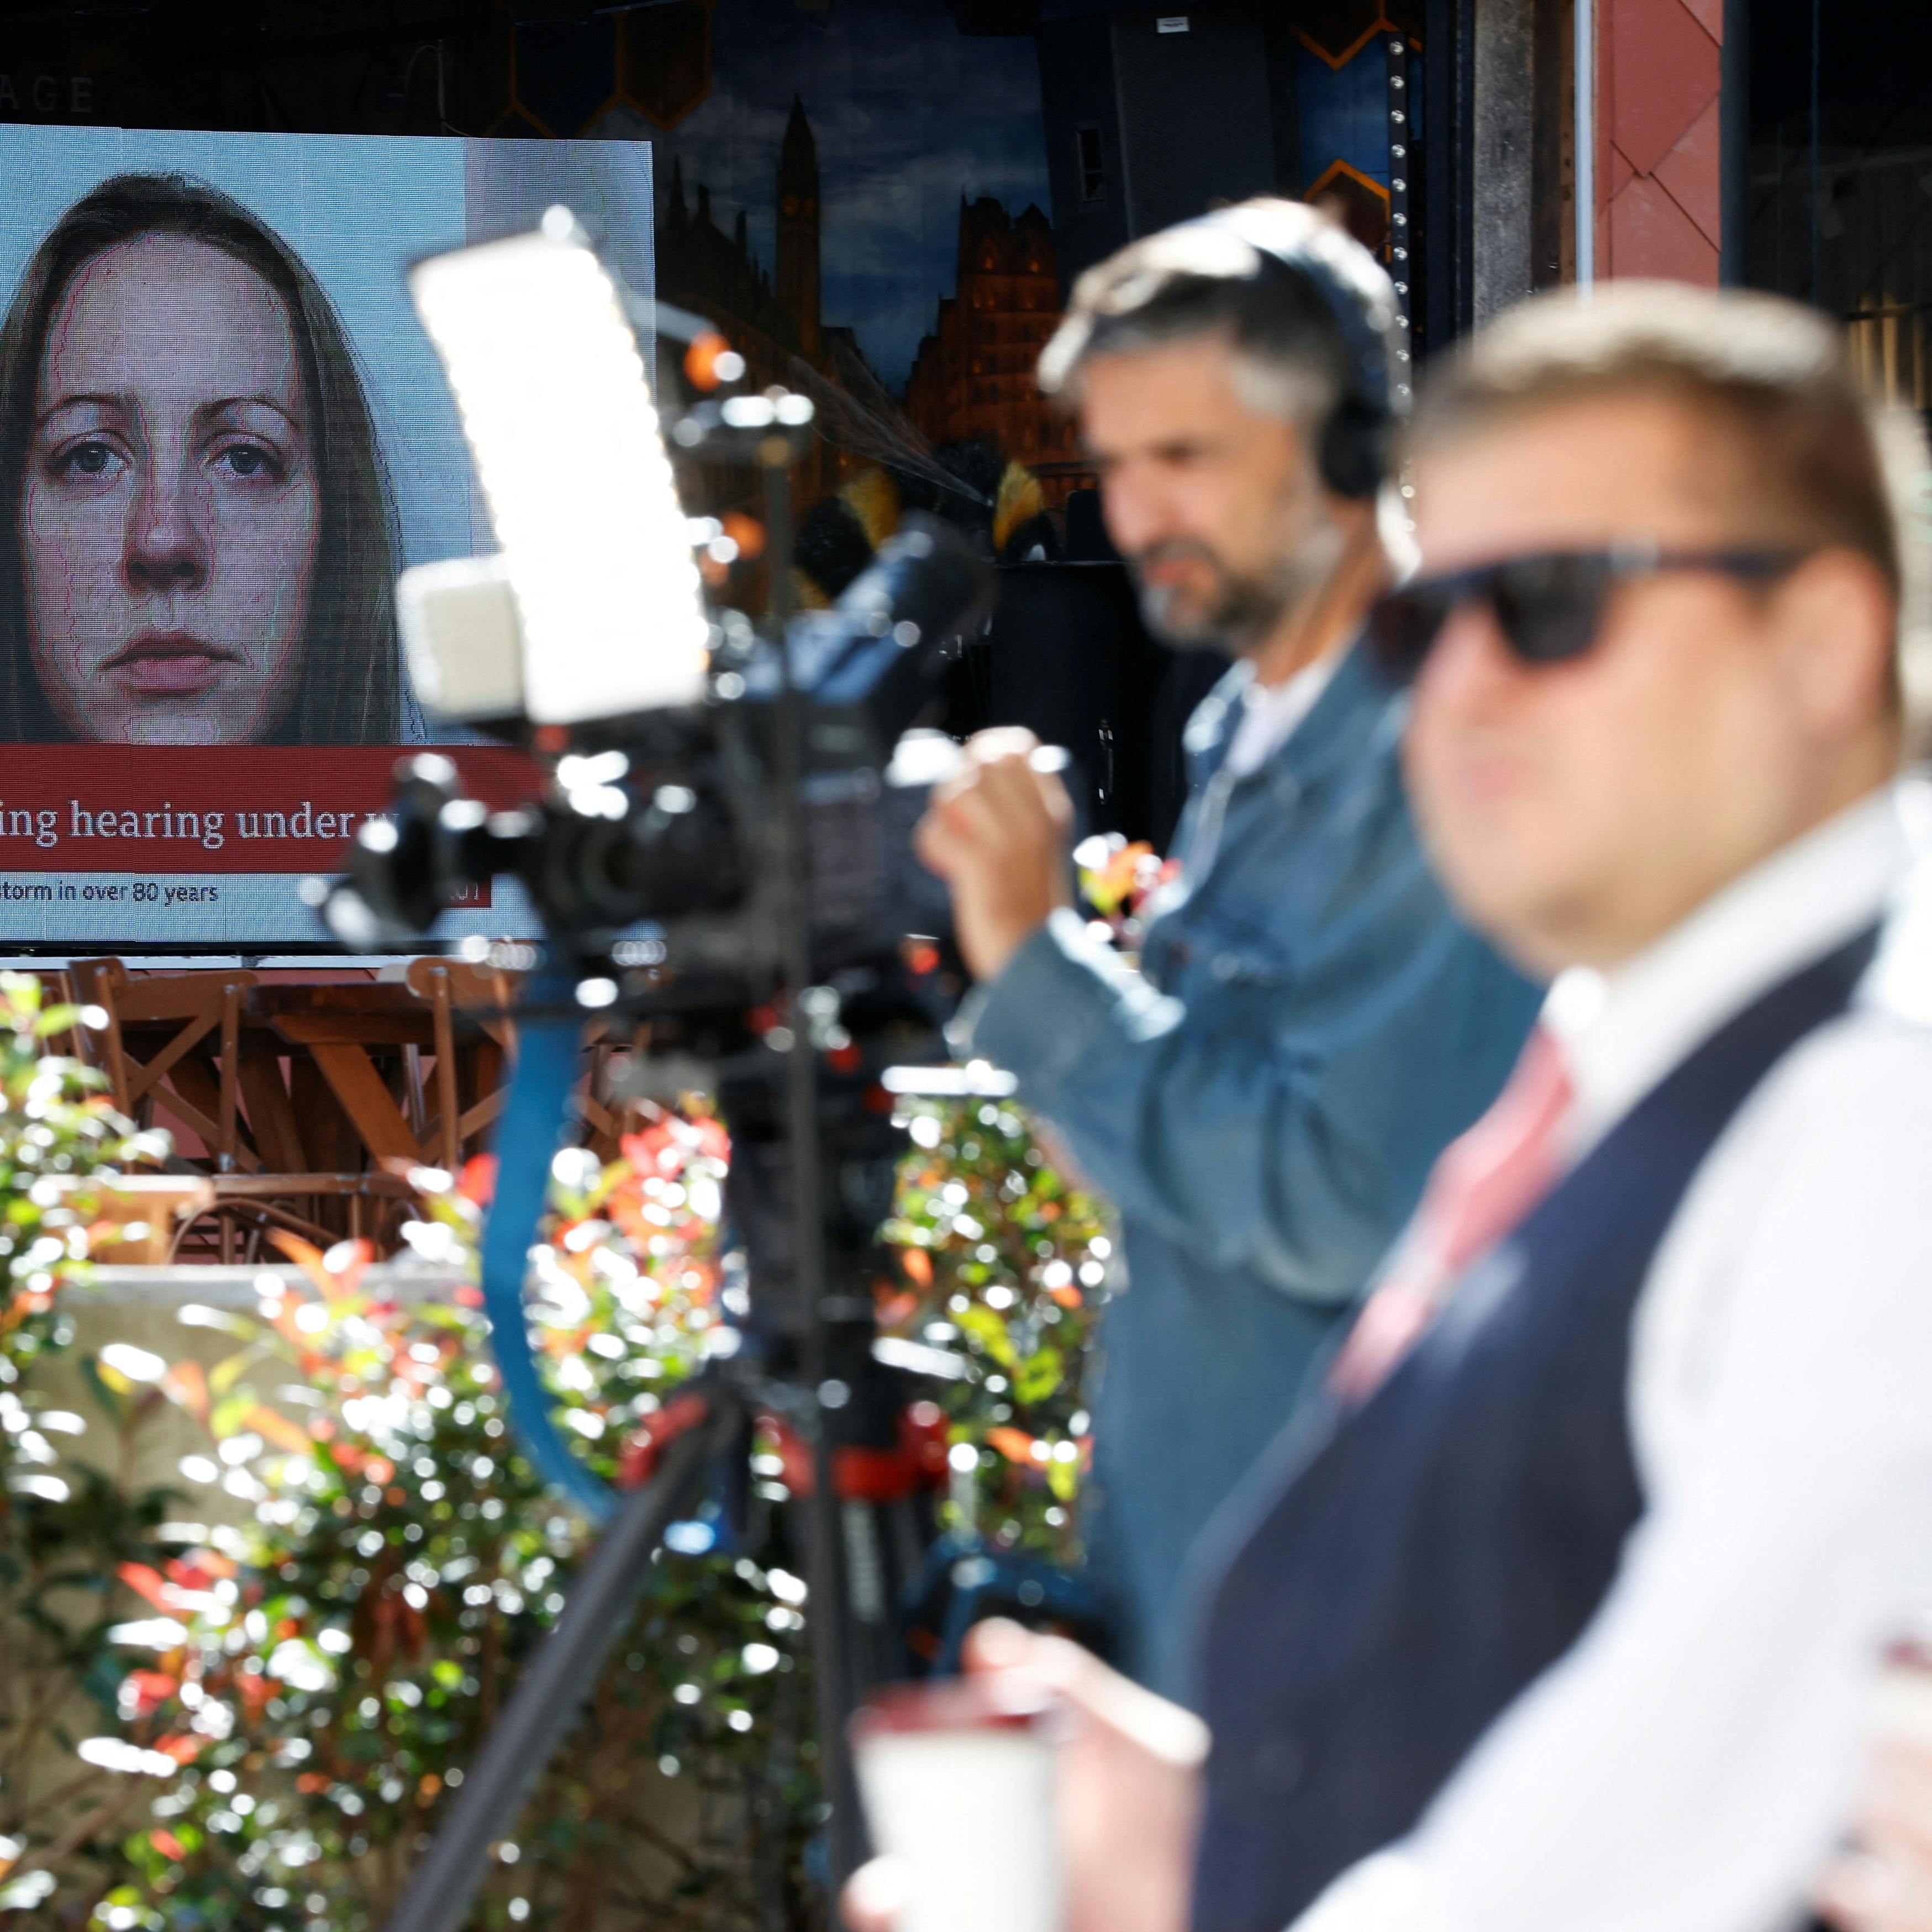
[
  {"left": 804, "top": 1441, "right": 865, "bottom": 1887},
  {"left": 382, "top": 1393, "right": 734, "bottom": 1932},
  {"left": 800, "top": 1485, "right": 934, "bottom": 1886}
]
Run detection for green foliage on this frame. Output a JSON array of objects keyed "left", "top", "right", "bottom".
[
  {"left": 0, "top": 972, "right": 160, "bottom": 1368},
  {"left": 0, "top": 974, "right": 173, "bottom": 1920},
  {"left": 881, "top": 1097, "right": 1111, "bottom": 1560},
  {"left": 89, "top": 1118, "right": 818, "bottom": 1932},
  {"left": 0, "top": 1048, "right": 1109, "bottom": 1930}
]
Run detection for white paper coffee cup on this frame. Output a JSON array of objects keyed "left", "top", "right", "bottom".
[
  {"left": 851, "top": 1678, "right": 1062, "bottom": 1932},
  {"left": 1877, "top": 1637, "right": 1932, "bottom": 1743}
]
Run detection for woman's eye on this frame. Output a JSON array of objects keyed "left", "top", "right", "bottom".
[
  {"left": 56, "top": 440, "right": 123, "bottom": 481},
  {"left": 213, "top": 443, "right": 282, "bottom": 481}
]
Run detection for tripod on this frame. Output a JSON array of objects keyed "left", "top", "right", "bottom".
[
  {"left": 378, "top": 991, "right": 957, "bottom": 1932},
  {"left": 382, "top": 432, "right": 950, "bottom": 1932},
  {"left": 380, "top": 1370, "right": 739, "bottom": 1932}
]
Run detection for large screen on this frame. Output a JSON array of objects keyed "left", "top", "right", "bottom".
[{"left": 0, "top": 127, "right": 657, "bottom": 950}]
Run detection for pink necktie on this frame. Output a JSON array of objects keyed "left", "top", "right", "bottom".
[{"left": 1329, "top": 1026, "right": 1574, "bottom": 1404}]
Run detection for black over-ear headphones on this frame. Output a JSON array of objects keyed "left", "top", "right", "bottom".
[{"left": 1178, "top": 202, "right": 1403, "bottom": 501}]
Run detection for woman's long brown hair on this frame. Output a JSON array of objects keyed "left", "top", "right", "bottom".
[{"left": 0, "top": 171, "right": 402, "bottom": 743}]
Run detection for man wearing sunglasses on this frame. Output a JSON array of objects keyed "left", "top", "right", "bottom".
[
  {"left": 856, "top": 282, "right": 1932, "bottom": 1932},
  {"left": 915, "top": 201, "right": 1540, "bottom": 1695},
  {"left": 1197, "top": 283, "right": 1932, "bottom": 1932}
]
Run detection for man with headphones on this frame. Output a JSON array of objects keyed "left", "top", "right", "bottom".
[{"left": 917, "top": 200, "right": 1541, "bottom": 1694}]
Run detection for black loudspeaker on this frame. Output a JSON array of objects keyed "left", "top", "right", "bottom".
[{"left": 940, "top": 561, "right": 1226, "bottom": 853}]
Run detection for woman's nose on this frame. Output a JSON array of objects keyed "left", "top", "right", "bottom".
[{"left": 123, "top": 460, "right": 209, "bottom": 593}]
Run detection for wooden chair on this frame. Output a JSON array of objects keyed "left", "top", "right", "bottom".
[
  {"left": 576, "top": 1028, "right": 628, "bottom": 1160},
  {"left": 405, "top": 957, "right": 521, "bottom": 1172},
  {"left": 167, "top": 1173, "right": 420, "bottom": 1264},
  {"left": 69, "top": 958, "right": 259, "bottom": 1171},
  {"left": 34, "top": 1173, "right": 216, "bottom": 1264},
  {"left": 32, "top": 969, "right": 93, "bottom": 1063},
  {"left": 403, "top": 957, "right": 627, "bottom": 1168},
  {"left": 70, "top": 960, "right": 424, "bottom": 1260}
]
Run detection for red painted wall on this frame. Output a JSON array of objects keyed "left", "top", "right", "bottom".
[{"left": 1598, "top": 0, "right": 1724, "bottom": 282}]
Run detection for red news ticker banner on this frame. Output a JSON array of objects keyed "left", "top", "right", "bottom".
[{"left": 0, "top": 745, "right": 541, "bottom": 880}]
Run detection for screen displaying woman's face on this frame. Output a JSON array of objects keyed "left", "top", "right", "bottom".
[{"left": 22, "top": 233, "right": 319, "bottom": 744}]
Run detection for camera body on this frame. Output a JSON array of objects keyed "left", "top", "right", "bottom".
[
  {"left": 329, "top": 219, "right": 1019, "bottom": 1455},
  {"left": 330, "top": 516, "right": 991, "bottom": 993}
]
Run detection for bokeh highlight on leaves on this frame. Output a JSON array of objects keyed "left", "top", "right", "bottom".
[{"left": 0, "top": 987, "right": 1112, "bottom": 1930}]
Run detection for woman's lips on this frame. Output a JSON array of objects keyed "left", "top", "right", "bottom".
[{"left": 102, "top": 634, "right": 236, "bottom": 697}]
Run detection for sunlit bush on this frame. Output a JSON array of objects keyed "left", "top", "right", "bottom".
[{"left": 1, "top": 1046, "right": 1111, "bottom": 1930}]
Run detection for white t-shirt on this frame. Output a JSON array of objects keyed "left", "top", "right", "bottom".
[{"left": 1222, "top": 651, "right": 1343, "bottom": 779}]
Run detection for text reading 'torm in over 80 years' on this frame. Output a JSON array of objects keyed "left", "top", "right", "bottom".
[{"left": 0, "top": 880, "right": 222, "bottom": 905}]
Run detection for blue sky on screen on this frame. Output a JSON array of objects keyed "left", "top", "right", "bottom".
[{"left": 643, "top": 0, "right": 1054, "bottom": 393}]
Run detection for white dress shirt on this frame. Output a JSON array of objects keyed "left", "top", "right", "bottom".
[{"left": 1295, "top": 776, "right": 1932, "bottom": 1932}]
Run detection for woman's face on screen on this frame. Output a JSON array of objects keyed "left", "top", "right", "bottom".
[{"left": 21, "top": 232, "right": 319, "bottom": 744}]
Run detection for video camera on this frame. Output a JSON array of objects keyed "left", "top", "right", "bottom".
[
  {"left": 352, "top": 213, "right": 1071, "bottom": 1932},
  {"left": 327, "top": 519, "right": 989, "bottom": 994},
  {"left": 319, "top": 213, "right": 1011, "bottom": 1346},
  {"left": 323, "top": 212, "right": 997, "bottom": 1002}
]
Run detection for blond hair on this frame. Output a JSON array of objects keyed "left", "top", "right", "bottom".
[{"left": 1410, "top": 281, "right": 1932, "bottom": 749}]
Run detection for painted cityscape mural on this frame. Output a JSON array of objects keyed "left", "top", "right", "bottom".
[{"left": 482, "top": 0, "right": 1418, "bottom": 544}]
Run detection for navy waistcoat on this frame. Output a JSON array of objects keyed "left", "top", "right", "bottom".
[{"left": 1189, "top": 928, "right": 1879, "bottom": 1932}]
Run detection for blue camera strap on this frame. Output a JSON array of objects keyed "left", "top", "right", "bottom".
[{"left": 477, "top": 975, "right": 617, "bottom": 1523}]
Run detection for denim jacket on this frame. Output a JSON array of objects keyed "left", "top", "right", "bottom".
[{"left": 967, "top": 642, "right": 1542, "bottom": 1694}]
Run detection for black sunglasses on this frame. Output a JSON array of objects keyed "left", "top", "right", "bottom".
[{"left": 1366, "top": 543, "right": 1810, "bottom": 685}]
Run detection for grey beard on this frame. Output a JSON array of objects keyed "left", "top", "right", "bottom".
[{"left": 1131, "top": 515, "right": 1347, "bottom": 657}]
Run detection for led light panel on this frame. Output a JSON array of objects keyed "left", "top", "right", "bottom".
[{"left": 409, "top": 216, "right": 709, "bottom": 724}]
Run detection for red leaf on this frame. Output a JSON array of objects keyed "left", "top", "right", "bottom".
[
  {"left": 122, "top": 1668, "right": 177, "bottom": 1718},
  {"left": 318, "top": 1239, "right": 373, "bottom": 1302},
  {"left": 874, "top": 1289, "right": 919, "bottom": 1332},
  {"left": 266, "top": 1228, "right": 331, "bottom": 1287},
  {"left": 166, "top": 1552, "right": 235, "bottom": 1590},
  {"left": 117, "top": 1562, "right": 175, "bottom": 1613}
]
